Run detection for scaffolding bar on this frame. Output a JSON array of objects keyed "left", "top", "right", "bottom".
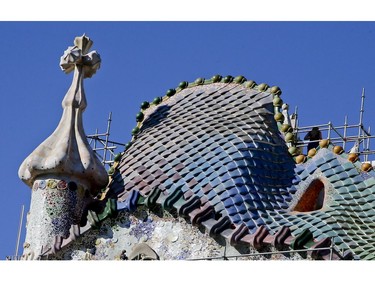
[
  {"left": 293, "top": 88, "right": 374, "bottom": 162},
  {"left": 366, "top": 127, "right": 371, "bottom": 162},
  {"left": 86, "top": 112, "right": 125, "bottom": 168},
  {"left": 343, "top": 115, "right": 348, "bottom": 149},
  {"left": 297, "top": 124, "right": 370, "bottom": 133},
  {"left": 358, "top": 88, "right": 365, "bottom": 139},
  {"left": 103, "top": 112, "right": 112, "bottom": 165}
]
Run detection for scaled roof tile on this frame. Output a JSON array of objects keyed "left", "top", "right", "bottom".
[{"left": 105, "top": 76, "right": 375, "bottom": 260}]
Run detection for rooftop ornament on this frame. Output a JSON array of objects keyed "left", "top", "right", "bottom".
[
  {"left": 18, "top": 35, "right": 108, "bottom": 259},
  {"left": 19, "top": 34, "right": 107, "bottom": 191}
]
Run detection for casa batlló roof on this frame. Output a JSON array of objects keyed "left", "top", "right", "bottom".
[
  {"left": 100, "top": 74, "right": 375, "bottom": 260},
  {"left": 17, "top": 35, "right": 375, "bottom": 260}
]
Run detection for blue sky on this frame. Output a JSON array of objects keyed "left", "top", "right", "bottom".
[{"left": 1, "top": 21, "right": 375, "bottom": 263}]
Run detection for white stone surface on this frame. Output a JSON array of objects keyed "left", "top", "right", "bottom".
[
  {"left": 18, "top": 34, "right": 108, "bottom": 193},
  {"left": 51, "top": 207, "right": 308, "bottom": 261}
]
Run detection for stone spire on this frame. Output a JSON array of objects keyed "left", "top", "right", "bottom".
[{"left": 18, "top": 35, "right": 109, "bottom": 259}]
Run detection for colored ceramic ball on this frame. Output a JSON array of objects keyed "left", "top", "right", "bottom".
[
  {"left": 281, "top": 124, "right": 291, "bottom": 133},
  {"left": 274, "top": 112, "right": 285, "bottom": 122},
  {"left": 114, "top": 153, "right": 122, "bottom": 162},
  {"left": 234, "top": 75, "right": 246, "bottom": 83},
  {"left": 125, "top": 142, "right": 132, "bottom": 150},
  {"left": 273, "top": 96, "right": 283, "bottom": 107},
  {"left": 166, "top": 89, "right": 176, "bottom": 97},
  {"left": 285, "top": 132, "right": 294, "bottom": 142},
  {"left": 308, "top": 148, "right": 317, "bottom": 157},
  {"left": 270, "top": 86, "right": 282, "bottom": 95},
  {"left": 211, "top": 75, "right": 222, "bottom": 82},
  {"left": 288, "top": 146, "right": 298, "bottom": 156},
  {"left": 132, "top": 127, "right": 140, "bottom": 136},
  {"left": 361, "top": 162, "right": 373, "bottom": 172},
  {"left": 178, "top": 81, "right": 188, "bottom": 89},
  {"left": 223, "top": 75, "right": 234, "bottom": 83},
  {"left": 348, "top": 153, "right": 359, "bottom": 163},
  {"left": 153, "top": 97, "right": 162, "bottom": 105},
  {"left": 244, "top": 80, "right": 256, "bottom": 88},
  {"left": 333, "top": 146, "right": 344, "bottom": 155},
  {"left": 136, "top": 112, "right": 144, "bottom": 122},
  {"left": 140, "top": 101, "right": 150, "bottom": 110},
  {"left": 295, "top": 154, "right": 306, "bottom": 164},
  {"left": 258, "top": 83, "right": 269, "bottom": 92},
  {"left": 319, "top": 139, "right": 330, "bottom": 148},
  {"left": 195, "top": 77, "right": 204, "bottom": 85}
]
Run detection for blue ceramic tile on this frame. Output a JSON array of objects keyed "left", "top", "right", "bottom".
[
  {"left": 313, "top": 156, "right": 326, "bottom": 167},
  {"left": 332, "top": 165, "right": 345, "bottom": 174},
  {"left": 226, "top": 205, "right": 238, "bottom": 216},
  {"left": 306, "top": 163, "right": 317, "bottom": 174},
  {"left": 319, "top": 163, "right": 331, "bottom": 172}
]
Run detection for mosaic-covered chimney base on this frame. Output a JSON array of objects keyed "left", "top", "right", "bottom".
[{"left": 23, "top": 177, "right": 92, "bottom": 259}]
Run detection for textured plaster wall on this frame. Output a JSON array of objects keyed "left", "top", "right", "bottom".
[{"left": 50, "top": 206, "right": 307, "bottom": 261}]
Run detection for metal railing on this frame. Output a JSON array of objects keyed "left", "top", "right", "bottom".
[
  {"left": 187, "top": 244, "right": 335, "bottom": 261},
  {"left": 291, "top": 88, "right": 374, "bottom": 163},
  {"left": 294, "top": 122, "right": 374, "bottom": 160}
]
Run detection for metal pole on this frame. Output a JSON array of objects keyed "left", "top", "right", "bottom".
[
  {"left": 329, "top": 242, "right": 333, "bottom": 260},
  {"left": 368, "top": 127, "right": 371, "bottom": 159},
  {"left": 295, "top": 106, "right": 299, "bottom": 132},
  {"left": 93, "top": 128, "right": 98, "bottom": 151},
  {"left": 358, "top": 88, "right": 365, "bottom": 139},
  {"left": 327, "top": 122, "right": 332, "bottom": 140},
  {"left": 292, "top": 106, "right": 298, "bottom": 131},
  {"left": 343, "top": 116, "right": 348, "bottom": 150},
  {"left": 365, "top": 126, "right": 371, "bottom": 162},
  {"left": 15, "top": 205, "right": 25, "bottom": 258},
  {"left": 103, "top": 112, "right": 112, "bottom": 165},
  {"left": 361, "top": 127, "right": 366, "bottom": 162}
]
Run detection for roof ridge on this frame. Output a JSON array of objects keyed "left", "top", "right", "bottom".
[
  {"left": 118, "top": 74, "right": 284, "bottom": 160},
  {"left": 291, "top": 140, "right": 374, "bottom": 172}
]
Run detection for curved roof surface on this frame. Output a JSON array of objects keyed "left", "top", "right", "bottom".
[{"left": 105, "top": 75, "right": 375, "bottom": 260}]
